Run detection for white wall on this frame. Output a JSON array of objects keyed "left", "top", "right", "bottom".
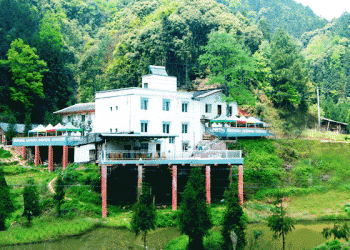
[
  {"left": 74, "top": 144, "right": 95, "bottom": 163},
  {"left": 142, "top": 75, "right": 177, "bottom": 91},
  {"left": 199, "top": 92, "right": 238, "bottom": 120}
]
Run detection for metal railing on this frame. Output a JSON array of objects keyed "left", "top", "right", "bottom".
[
  {"left": 206, "top": 127, "right": 270, "bottom": 135},
  {"left": 103, "top": 149, "right": 242, "bottom": 161}
]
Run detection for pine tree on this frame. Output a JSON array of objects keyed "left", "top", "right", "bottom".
[
  {"left": 53, "top": 174, "right": 65, "bottom": 217},
  {"left": 23, "top": 178, "right": 40, "bottom": 225},
  {"left": 23, "top": 113, "right": 32, "bottom": 137},
  {"left": 267, "top": 192, "right": 295, "bottom": 250},
  {"left": 130, "top": 182, "right": 157, "bottom": 249},
  {"left": 5, "top": 115, "right": 17, "bottom": 145},
  {"left": 178, "top": 167, "right": 212, "bottom": 249},
  {"left": 0, "top": 167, "right": 14, "bottom": 231},
  {"left": 221, "top": 181, "right": 247, "bottom": 250}
]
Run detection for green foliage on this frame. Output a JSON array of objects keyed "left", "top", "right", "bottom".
[
  {"left": 0, "top": 39, "right": 47, "bottom": 110},
  {"left": 221, "top": 181, "right": 247, "bottom": 250},
  {"left": 199, "top": 31, "right": 256, "bottom": 105},
  {"left": 312, "top": 239, "right": 346, "bottom": 250},
  {"left": 157, "top": 212, "right": 178, "bottom": 228},
  {"left": 322, "top": 222, "right": 350, "bottom": 241},
  {"left": 5, "top": 115, "right": 17, "bottom": 144},
  {"left": 53, "top": 174, "right": 65, "bottom": 217},
  {"left": 23, "top": 178, "right": 41, "bottom": 224},
  {"left": 0, "top": 167, "right": 14, "bottom": 231},
  {"left": 130, "top": 182, "right": 157, "bottom": 249},
  {"left": 0, "top": 148, "right": 12, "bottom": 159},
  {"left": 165, "top": 232, "right": 223, "bottom": 250},
  {"left": 178, "top": 167, "right": 212, "bottom": 249},
  {"left": 267, "top": 192, "right": 295, "bottom": 250}
]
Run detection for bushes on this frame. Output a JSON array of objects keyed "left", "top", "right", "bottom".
[{"left": 0, "top": 148, "right": 12, "bottom": 158}]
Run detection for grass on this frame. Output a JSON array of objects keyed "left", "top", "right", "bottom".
[
  {"left": 0, "top": 217, "right": 100, "bottom": 246},
  {"left": 303, "top": 129, "right": 350, "bottom": 142}
]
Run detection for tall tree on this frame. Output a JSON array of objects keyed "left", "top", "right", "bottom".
[
  {"left": 0, "top": 167, "right": 14, "bottom": 231},
  {"left": 222, "top": 181, "right": 247, "bottom": 250},
  {"left": 178, "top": 167, "right": 212, "bottom": 249},
  {"left": 199, "top": 31, "right": 256, "bottom": 105},
  {"left": 0, "top": 38, "right": 47, "bottom": 112},
  {"left": 5, "top": 114, "right": 17, "bottom": 145},
  {"left": 267, "top": 192, "right": 295, "bottom": 250},
  {"left": 53, "top": 174, "right": 65, "bottom": 217},
  {"left": 23, "top": 178, "right": 40, "bottom": 225},
  {"left": 130, "top": 182, "right": 157, "bottom": 249}
]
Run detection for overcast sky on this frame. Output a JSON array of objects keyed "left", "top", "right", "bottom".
[{"left": 295, "top": 0, "right": 350, "bottom": 21}]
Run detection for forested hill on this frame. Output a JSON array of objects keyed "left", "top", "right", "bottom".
[
  {"left": 0, "top": 0, "right": 349, "bottom": 134},
  {"left": 227, "top": 0, "right": 328, "bottom": 38}
]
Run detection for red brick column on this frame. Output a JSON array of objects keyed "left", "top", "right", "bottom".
[
  {"left": 101, "top": 165, "right": 107, "bottom": 218},
  {"left": 138, "top": 164, "right": 143, "bottom": 198},
  {"left": 48, "top": 146, "right": 53, "bottom": 172},
  {"left": 172, "top": 165, "right": 177, "bottom": 211},
  {"left": 22, "top": 146, "right": 26, "bottom": 160},
  {"left": 206, "top": 165, "right": 211, "bottom": 205},
  {"left": 34, "top": 146, "right": 40, "bottom": 166},
  {"left": 62, "top": 145, "right": 68, "bottom": 170},
  {"left": 238, "top": 165, "right": 244, "bottom": 205}
]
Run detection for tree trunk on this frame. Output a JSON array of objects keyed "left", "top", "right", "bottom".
[
  {"left": 188, "top": 236, "right": 203, "bottom": 250},
  {"left": 0, "top": 220, "right": 5, "bottom": 231},
  {"left": 282, "top": 231, "right": 285, "bottom": 250},
  {"left": 144, "top": 231, "right": 147, "bottom": 249}
]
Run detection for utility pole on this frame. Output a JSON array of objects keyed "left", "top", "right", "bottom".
[{"left": 317, "top": 86, "right": 321, "bottom": 130}]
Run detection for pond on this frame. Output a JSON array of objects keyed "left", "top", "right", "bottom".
[{"left": 1, "top": 221, "right": 341, "bottom": 250}]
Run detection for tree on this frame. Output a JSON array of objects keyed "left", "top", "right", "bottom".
[
  {"left": 5, "top": 114, "right": 17, "bottom": 145},
  {"left": 0, "top": 38, "right": 47, "bottom": 111},
  {"left": 0, "top": 167, "right": 14, "bottom": 231},
  {"left": 178, "top": 167, "right": 212, "bottom": 249},
  {"left": 222, "top": 181, "right": 247, "bottom": 250},
  {"left": 322, "top": 222, "right": 350, "bottom": 241},
  {"left": 130, "top": 182, "right": 157, "bottom": 249},
  {"left": 23, "top": 178, "right": 40, "bottom": 225},
  {"left": 199, "top": 31, "right": 256, "bottom": 105},
  {"left": 23, "top": 113, "right": 32, "bottom": 137},
  {"left": 53, "top": 174, "right": 65, "bottom": 217},
  {"left": 267, "top": 192, "right": 295, "bottom": 250}
]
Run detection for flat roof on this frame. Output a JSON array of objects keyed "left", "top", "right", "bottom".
[
  {"left": 100, "top": 133, "right": 178, "bottom": 139},
  {"left": 321, "top": 117, "right": 348, "bottom": 126}
]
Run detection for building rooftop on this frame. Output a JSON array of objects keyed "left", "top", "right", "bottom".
[
  {"left": 149, "top": 65, "right": 168, "bottom": 76},
  {"left": 54, "top": 103, "right": 95, "bottom": 114}
]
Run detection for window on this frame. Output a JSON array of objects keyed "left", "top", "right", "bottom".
[
  {"left": 218, "top": 105, "right": 222, "bottom": 115},
  {"left": 182, "top": 123, "right": 188, "bottom": 134},
  {"left": 163, "top": 122, "right": 170, "bottom": 134},
  {"left": 141, "top": 143, "right": 148, "bottom": 150},
  {"left": 110, "top": 128, "right": 112, "bottom": 133},
  {"left": 115, "top": 128, "right": 118, "bottom": 133},
  {"left": 182, "top": 102, "right": 188, "bottom": 112},
  {"left": 169, "top": 137, "right": 175, "bottom": 144},
  {"left": 81, "top": 115, "right": 86, "bottom": 122},
  {"left": 110, "top": 107, "right": 113, "bottom": 111},
  {"left": 205, "top": 104, "right": 212, "bottom": 113},
  {"left": 115, "top": 106, "right": 118, "bottom": 111},
  {"left": 182, "top": 142, "right": 189, "bottom": 151},
  {"left": 144, "top": 82, "right": 148, "bottom": 88},
  {"left": 141, "top": 120, "right": 148, "bottom": 133},
  {"left": 141, "top": 97, "right": 148, "bottom": 110},
  {"left": 68, "top": 116, "right": 72, "bottom": 122},
  {"left": 227, "top": 106, "right": 232, "bottom": 116},
  {"left": 163, "top": 99, "right": 170, "bottom": 111}
]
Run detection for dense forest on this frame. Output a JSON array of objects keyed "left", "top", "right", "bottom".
[{"left": 0, "top": 0, "right": 349, "bottom": 135}]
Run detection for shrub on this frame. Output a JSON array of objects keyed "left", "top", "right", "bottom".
[{"left": 0, "top": 148, "right": 12, "bottom": 158}]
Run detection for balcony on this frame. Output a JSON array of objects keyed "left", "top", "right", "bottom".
[
  {"left": 12, "top": 136, "right": 82, "bottom": 146},
  {"left": 100, "top": 149, "right": 243, "bottom": 165},
  {"left": 206, "top": 127, "right": 271, "bottom": 138}
]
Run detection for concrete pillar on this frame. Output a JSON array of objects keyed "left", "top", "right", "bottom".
[
  {"left": 206, "top": 165, "right": 211, "bottom": 205},
  {"left": 34, "top": 146, "right": 40, "bottom": 166},
  {"left": 138, "top": 164, "right": 143, "bottom": 198},
  {"left": 22, "top": 146, "right": 26, "bottom": 160},
  {"left": 101, "top": 165, "right": 107, "bottom": 218},
  {"left": 48, "top": 146, "right": 53, "bottom": 172},
  {"left": 172, "top": 165, "right": 177, "bottom": 211},
  {"left": 62, "top": 145, "right": 68, "bottom": 170},
  {"left": 238, "top": 165, "right": 244, "bottom": 205}
]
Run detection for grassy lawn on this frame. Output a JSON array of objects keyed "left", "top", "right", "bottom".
[{"left": 302, "top": 129, "right": 350, "bottom": 142}]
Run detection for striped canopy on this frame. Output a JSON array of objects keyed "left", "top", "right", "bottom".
[
  {"left": 210, "top": 115, "right": 230, "bottom": 123},
  {"left": 46, "top": 123, "right": 64, "bottom": 133},
  {"left": 247, "top": 117, "right": 264, "bottom": 124},
  {"left": 29, "top": 124, "right": 46, "bottom": 133}
]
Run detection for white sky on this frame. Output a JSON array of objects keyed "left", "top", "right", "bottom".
[{"left": 295, "top": 0, "right": 350, "bottom": 21}]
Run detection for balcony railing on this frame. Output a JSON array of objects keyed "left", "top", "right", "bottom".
[
  {"left": 102, "top": 149, "right": 242, "bottom": 161},
  {"left": 12, "top": 136, "right": 82, "bottom": 146},
  {"left": 206, "top": 127, "right": 271, "bottom": 137}
]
